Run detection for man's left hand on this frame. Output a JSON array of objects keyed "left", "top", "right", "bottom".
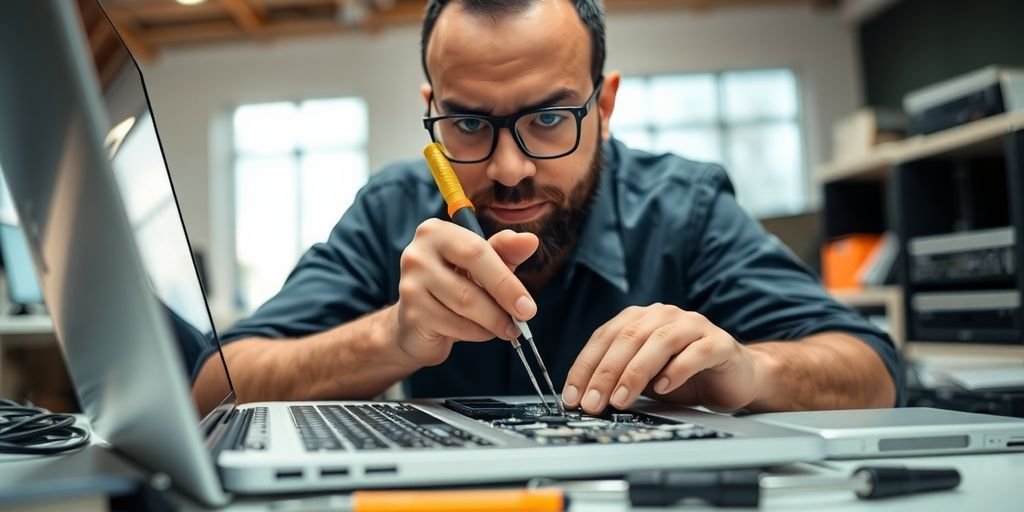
[{"left": 562, "top": 303, "right": 767, "bottom": 414}]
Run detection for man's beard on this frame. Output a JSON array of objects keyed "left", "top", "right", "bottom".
[{"left": 472, "top": 142, "right": 604, "bottom": 275}]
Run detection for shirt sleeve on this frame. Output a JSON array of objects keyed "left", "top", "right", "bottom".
[
  {"left": 218, "top": 183, "right": 397, "bottom": 344},
  {"left": 682, "top": 166, "right": 905, "bottom": 406}
]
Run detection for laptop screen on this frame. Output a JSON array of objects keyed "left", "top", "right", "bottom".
[
  {"left": 109, "top": 111, "right": 220, "bottom": 375},
  {"left": 96, "top": 6, "right": 235, "bottom": 413},
  {"left": 0, "top": 2, "right": 236, "bottom": 503}
]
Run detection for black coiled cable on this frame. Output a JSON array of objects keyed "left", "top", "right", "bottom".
[{"left": 0, "top": 398, "right": 90, "bottom": 455}]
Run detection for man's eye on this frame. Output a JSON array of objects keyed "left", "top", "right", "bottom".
[
  {"left": 534, "top": 112, "right": 567, "bottom": 128},
  {"left": 454, "top": 118, "right": 486, "bottom": 134}
]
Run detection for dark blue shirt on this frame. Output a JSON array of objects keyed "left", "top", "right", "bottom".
[{"left": 220, "top": 139, "right": 904, "bottom": 405}]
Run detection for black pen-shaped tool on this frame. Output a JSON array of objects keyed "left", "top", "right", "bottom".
[
  {"left": 530, "top": 465, "right": 961, "bottom": 508},
  {"left": 422, "top": 143, "right": 564, "bottom": 415}
]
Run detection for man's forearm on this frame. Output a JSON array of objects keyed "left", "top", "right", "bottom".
[
  {"left": 745, "top": 332, "right": 896, "bottom": 411},
  {"left": 192, "top": 306, "right": 418, "bottom": 413}
]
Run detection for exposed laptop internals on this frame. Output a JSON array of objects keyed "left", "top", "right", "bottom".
[{"left": 0, "top": 1, "right": 825, "bottom": 507}]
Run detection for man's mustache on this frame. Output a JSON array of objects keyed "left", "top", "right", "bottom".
[{"left": 471, "top": 179, "right": 566, "bottom": 208}]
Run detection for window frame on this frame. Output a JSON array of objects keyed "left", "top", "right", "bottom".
[
  {"left": 229, "top": 96, "right": 369, "bottom": 312},
  {"left": 611, "top": 67, "right": 808, "bottom": 218}
]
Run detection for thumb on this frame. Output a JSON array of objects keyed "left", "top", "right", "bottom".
[{"left": 488, "top": 229, "right": 539, "bottom": 271}]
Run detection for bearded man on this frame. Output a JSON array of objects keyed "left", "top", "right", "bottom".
[{"left": 196, "top": 0, "right": 901, "bottom": 416}]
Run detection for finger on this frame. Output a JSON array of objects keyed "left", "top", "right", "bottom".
[
  {"left": 427, "top": 222, "right": 536, "bottom": 322},
  {"left": 580, "top": 306, "right": 687, "bottom": 414},
  {"left": 609, "top": 321, "right": 703, "bottom": 409},
  {"left": 654, "top": 337, "right": 727, "bottom": 395},
  {"left": 488, "top": 230, "right": 539, "bottom": 272},
  {"left": 425, "top": 265, "right": 519, "bottom": 341},
  {"left": 562, "top": 305, "right": 647, "bottom": 408},
  {"left": 425, "top": 292, "right": 503, "bottom": 342},
  {"left": 399, "top": 279, "right": 496, "bottom": 343}
]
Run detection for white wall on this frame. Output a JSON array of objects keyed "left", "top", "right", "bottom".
[{"left": 141, "top": 4, "right": 861, "bottom": 323}]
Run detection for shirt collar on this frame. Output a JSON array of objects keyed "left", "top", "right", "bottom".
[{"left": 563, "top": 138, "right": 629, "bottom": 293}]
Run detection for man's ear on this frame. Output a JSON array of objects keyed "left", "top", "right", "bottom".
[
  {"left": 597, "top": 71, "right": 620, "bottom": 142},
  {"left": 420, "top": 83, "right": 433, "bottom": 109}
]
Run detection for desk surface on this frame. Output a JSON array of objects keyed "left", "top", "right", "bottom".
[
  {"left": 2, "top": 423, "right": 1021, "bottom": 511},
  {"left": 209, "top": 453, "right": 1024, "bottom": 512},
  {"left": 0, "top": 314, "right": 53, "bottom": 337}
]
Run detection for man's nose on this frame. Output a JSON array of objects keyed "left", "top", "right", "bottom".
[{"left": 486, "top": 129, "right": 536, "bottom": 188}]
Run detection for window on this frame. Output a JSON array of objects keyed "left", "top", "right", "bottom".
[
  {"left": 610, "top": 69, "right": 804, "bottom": 218},
  {"left": 233, "top": 98, "right": 368, "bottom": 312}
]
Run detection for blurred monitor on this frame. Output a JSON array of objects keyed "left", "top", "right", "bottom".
[
  {"left": 760, "top": 211, "right": 822, "bottom": 275},
  {"left": 0, "top": 171, "right": 44, "bottom": 313},
  {"left": 0, "top": 222, "right": 45, "bottom": 310}
]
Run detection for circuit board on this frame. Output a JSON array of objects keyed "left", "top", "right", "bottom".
[{"left": 444, "top": 398, "right": 730, "bottom": 445}]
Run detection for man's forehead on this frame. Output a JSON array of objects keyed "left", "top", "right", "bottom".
[{"left": 427, "top": 0, "right": 592, "bottom": 110}]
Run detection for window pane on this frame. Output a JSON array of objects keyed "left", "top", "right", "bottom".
[
  {"left": 233, "top": 102, "right": 298, "bottom": 155},
  {"left": 609, "top": 77, "right": 649, "bottom": 129},
  {"left": 726, "top": 122, "right": 804, "bottom": 217},
  {"left": 650, "top": 74, "right": 717, "bottom": 126},
  {"left": 235, "top": 156, "right": 298, "bottom": 311},
  {"left": 299, "top": 151, "right": 368, "bottom": 249},
  {"left": 613, "top": 128, "right": 653, "bottom": 152},
  {"left": 722, "top": 69, "right": 798, "bottom": 122},
  {"left": 298, "top": 97, "right": 368, "bottom": 150},
  {"left": 654, "top": 129, "right": 722, "bottom": 164}
]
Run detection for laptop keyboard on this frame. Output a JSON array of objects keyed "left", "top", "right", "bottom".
[
  {"left": 288, "top": 404, "right": 493, "bottom": 451},
  {"left": 241, "top": 406, "right": 270, "bottom": 450}
]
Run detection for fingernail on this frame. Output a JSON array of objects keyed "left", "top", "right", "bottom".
[
  {"left": 611, "top": 385, "right": 629, "bottom": 407},
  {"left": 582, "top": 388, "right": 602, "bottom": 412},
  {"left": 655, "top": 377, "right": 670, "bottom": 394},
  {"left": 562, "top": 385, "right": 579, "bottom": 405},
  {"left": 515, "top": 295, "right": 536, "bottom": 317},
  {"left": 505, "top": 322, "right": 519, "bottom": 340}
]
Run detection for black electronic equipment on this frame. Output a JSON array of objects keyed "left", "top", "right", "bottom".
[
  {"left": 910, "top": 290, "right": 1021, "bottom": 343},
  {"left": 908, "top": 227, "right": 1016, "bottom": 286},
  {"left": 444, "top": 398, "right": 730, "bottom": 446},
  {"left": 904, "top": 66, "right": 1024, "bottom": 135},
  {"left": 908, "top": 386, "right": 1024, "bottom": 419}
]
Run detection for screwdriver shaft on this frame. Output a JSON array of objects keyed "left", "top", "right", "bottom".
[
  {"left": 514, "top": 321, "right": 563, "bottom": 415},
  {"left": 524, "top": 335, "right": 565, "bottom": 415},
  {"left": 512, "top": 338, "right": 551, "bottom": 411}
]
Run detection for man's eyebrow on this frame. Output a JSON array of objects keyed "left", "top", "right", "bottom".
[{"left": 439, "top": 88, "right": 581, "bottom": 116}]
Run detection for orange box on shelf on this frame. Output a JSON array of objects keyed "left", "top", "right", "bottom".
[{"left": 821, "top": 233, "right": 882, "bottom": 290}]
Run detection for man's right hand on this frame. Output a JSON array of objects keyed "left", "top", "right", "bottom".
[{"left": 390, "top": 218, "right": 539, "bottom": 367}]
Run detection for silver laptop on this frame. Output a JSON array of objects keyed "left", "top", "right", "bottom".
[
  {"left": 750, "top": 407, "right": 1024, "bottom": 459},
  {"left": 0, "top": 1, "right": 824, "bottom": 507}
]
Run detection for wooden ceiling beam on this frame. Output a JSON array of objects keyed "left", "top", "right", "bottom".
[
  {"left": 121, "top": 0, "right": 832, "bottom": 50},
  {"left": 364, "top": 0, "right": 430, "bottom": 30},
  {"left": 143, "top": 20, "right": 244, "bottom": 46},
  {"left": 251, "top": 0, "right": 337, "bottom": 8},
  {"left": 603, "top": 0, "right": 815, "bottom": 11},
  {"left": 103, "top": 1, "right": 225, "bottom": 22},
  {"left": 221, "top": 0, "right": 266, "bottom": 35},
  {"left": 105, "top": 11, "right": 159, "bottom": 61},
  {"left": 86, "top": 12, "right": 115, "bottom": 58}
]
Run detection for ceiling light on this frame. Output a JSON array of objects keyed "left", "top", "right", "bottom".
[{"left": 176, "top": 0, "right": 207, "bottom": 6}]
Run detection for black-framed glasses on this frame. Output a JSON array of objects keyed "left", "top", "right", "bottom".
[{"left": 423, "top": 77, "right": 604, "bottom": 163}]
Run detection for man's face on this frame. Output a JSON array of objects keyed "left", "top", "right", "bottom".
[{"left": 424, "top": 0, "right": 619, "bottom": 273}]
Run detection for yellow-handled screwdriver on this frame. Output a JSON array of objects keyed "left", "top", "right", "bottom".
[{"left": 422, "top": 142, "right": 564, "bottom": 415}]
